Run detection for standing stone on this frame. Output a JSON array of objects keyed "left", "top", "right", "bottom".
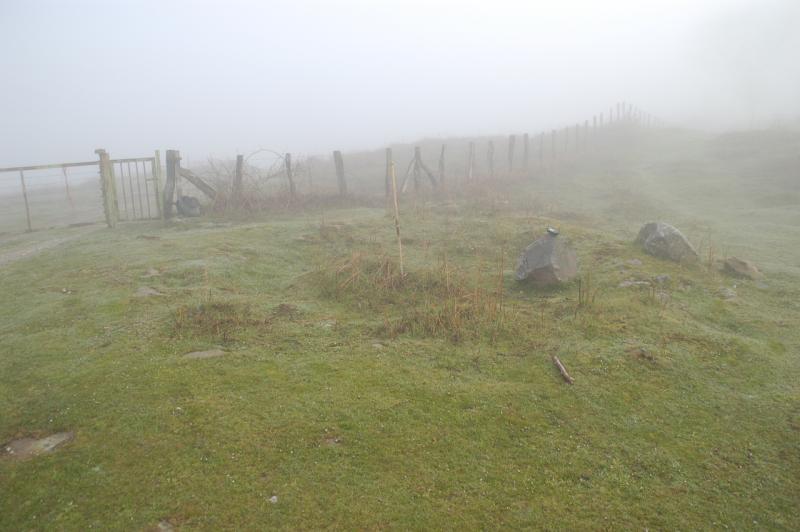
[
  {"left": 515, "top": 229, "right": 578, "bottom": 285},
  {"left": 635, "top": 222, "right": 698, "bottom": 263}
]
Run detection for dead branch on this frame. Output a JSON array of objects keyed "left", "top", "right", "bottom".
[{"left": 552, "top": 355, "right": 574, "bottom": 384}]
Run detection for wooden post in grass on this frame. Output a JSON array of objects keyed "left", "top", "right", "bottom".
[
  {"left": 507, "top": 134, "right": 516, "bottom": 175},
  {"left": 333, "top": 150, "right": 347, "bottom": 196},
  {"left": 153, "top": 150, "right": 164, "bottom": 219},
  {"left": 389, "top": 160, "right": 404, "bottom": 276},
  {"left": 384, "top": 147, "right": 392, "bottom": 205},
  {"left": 284, "top": 153, "right": 296, "bottom": 200},
  {"left": 163, "top": 149, "right": 179, "bottom": 219},
  {"left": 522, "top": 133, "right": 529, "bottom": 172},
  {"left": 18, "top": 170, "right": 32, "bottom": 232},
  {"left": 95, "top": 148, "right": 117, "bottom": 228},
  {"left": 232, "top": 154, "right": 244, "bottom": 205},
  {"left": 539, "top": 132, "right": 545, "bottom": 167},
  {"left": 583, "top": 120, "right": 589, "bottom": 151}
]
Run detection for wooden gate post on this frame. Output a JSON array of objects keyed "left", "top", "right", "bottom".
[
  {"left": 284, "top": 153, "right": 296, "bottom": 200},
  {"left": 333, "top": 150, "right": 347, "bottom": 196},
  {"left": 522, "top": 133, "right": 529, "bottom": 171},
  {"left": 153, "top": 150, "right": 164, "bottom": 219},
  {"left": 232, "top": 154, "right": 244, "bottom": 205},
  {"left": 95, "top": 148, "right": 117, "bottom": 228},
  {"left": 163, "top": 150, "right": 180, "bottom": 219},
  {"left": 467, "top": 142, "right": 475, "bottom": 183}
]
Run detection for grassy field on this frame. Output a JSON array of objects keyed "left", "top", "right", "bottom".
[{"left": 1, "top": 128, "right": 799, "bottom": 530}]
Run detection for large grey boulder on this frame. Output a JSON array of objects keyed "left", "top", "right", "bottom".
[
  {"left": 515, "top": 230, "right": 578, "bottom": 285},
  {"left": 635, "top": 222, "right": 698, "bottom": 263}
]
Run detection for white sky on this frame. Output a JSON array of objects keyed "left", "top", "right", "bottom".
[{"left": 1, "top": 0, "right": 798, "bottom": 166}]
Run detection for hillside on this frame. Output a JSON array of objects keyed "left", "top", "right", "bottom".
[{"left": 1, "top": 128, "right": 799, "bottom": 530}]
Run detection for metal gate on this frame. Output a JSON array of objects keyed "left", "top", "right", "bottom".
[
  {"left": 108, "top": 155, "right": 162, "bottom": 221},
  {"left": 0, "top": 149, "right": 163, "bottom": 233}
]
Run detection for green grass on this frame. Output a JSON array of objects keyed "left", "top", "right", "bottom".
[{"left": 1, "top": 129, "right": 799, "bottom": 530}]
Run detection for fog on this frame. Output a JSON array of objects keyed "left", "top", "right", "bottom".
[{"left": 1, "top": 0, "right": 798, "bottom": 166}]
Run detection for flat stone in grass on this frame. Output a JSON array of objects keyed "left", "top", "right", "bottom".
[
  {"left": 2, "top": 431, "right": 74, "bottom": 460},
  {"left": 183, "top": 349, "right": 226, "bottom": 360},
  {"left": 723, "top": 257, "right": 763, "bottom": 280},
  {"left": 136, "top": 286, "right": 163, "bottom": 297}
]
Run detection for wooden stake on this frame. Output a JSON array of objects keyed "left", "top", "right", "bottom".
[
  {"left": 333, "top": 150, "right": 347, "bottom": 196},
  {"left": 232, "top": 154, "right": 244, "bottom": 204},
  {"left": 18, "top": 170, "right": 32, "bottom": 232},
  {"left": 95, "top": 148, "right": 117, "bottom": 228},
  {"left": 384, "top": 147, "right": 392, "bottom": 204},
  {"left": 284, "top": 153, "right": 296, "bottom": 200},
  {"left": 163, "top": 150, "right": 179, "bottom": 219},
  {"left": 389, "top": 160, "right": 404, "bottom": 277},
  {"left": 153, "top": 150, "right": 164, "bottom": 219},
  {"left": 552, "top": 355, "right": 574, "bottom": 384},
  {"left": 522, "top": 133, "right": 529, "bottom": 171}
]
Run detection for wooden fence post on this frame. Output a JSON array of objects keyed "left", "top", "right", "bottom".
[
  {"left": 163, "top": 150, "right": 179, "bottom": 219},
  {"left": 539, "top": 132, "right": 545, "bottom": 166},
  {"left": 333, "top": 150, "right": 347, "bottom": 196},
  {"left": 507, "top": 134, "right": 516, "bottom": 174},
  {"left": 285, "top": 153, "right": 296, "bottom": 199},
  {"left": 95, "top": 148, "right": 117, "bottom": 228},
  {"left": 18, "top": 170, "right": 32, "bottom": 232},
  {"left": 153, "top": 150, "right": 164, "bottom": 219},
  {"left": 232, "top": 154, "right": 244, "bottom": 204},
  {"left": 522, "top": 133, "right": 529, "bottom": 171},
  {"left": 384, "top": 147, "right": 392, "bottom": 204}
]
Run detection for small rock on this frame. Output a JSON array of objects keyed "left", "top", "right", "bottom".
[
  {"left": 723, "top": 257, "right": 762, "bottom": 280},
  {"left": 619, "top": 280, "right": 651, "bottom": 288},
  {"left": 269, "top": 495, "right": 278, "bottom": 504},
  {"left": 626, "top": 259, "right": 643, "bottom": 267},
  {"left": 141, "top": 268, "right": 161, "bottom": 278},
  {"left": 176, "top": 195, "right": 202, "bottom": 217},
  {"left": 135, "top": 286, "right": 163, "bottom": 297},
  {"left": 717, "top": 287, "right": 737, "bottom": 300},
  {"left": 654, "top": 274, "right": 671, "bottom": 285},
  {"left": 183, "top": 349, "right": 226, "bottom": 360},
  {"left": 372, "top": 343, "right": 384, "bottom": 350},
  {"left": 2, "top": 432, "right": 74, "bottom": 460},
  {"left": 635, "top": 222, "right": 698, "bottom": 263},
  {"left": 157, "top": 520, "right": 175, "bottom": 532}
]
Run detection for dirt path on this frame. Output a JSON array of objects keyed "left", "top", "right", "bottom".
[{"left": 0, "top": 225, "right": 101, "bottom": 268}]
